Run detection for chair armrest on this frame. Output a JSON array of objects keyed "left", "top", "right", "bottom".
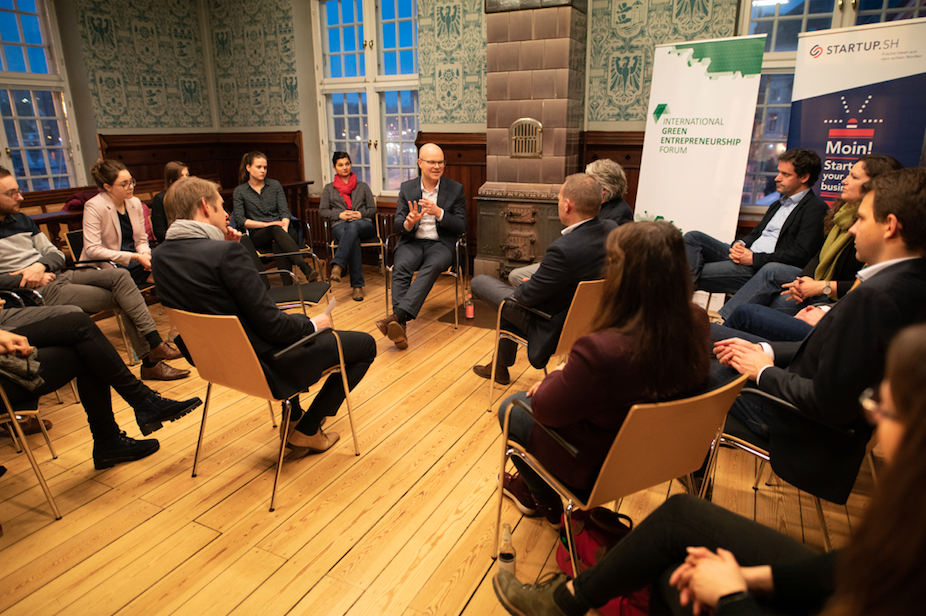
[
  {"left": 272, "top": 327, "right": 333, "bottom": 360},
  {"left": 68, "top": 258, "right": 118, "bottom": 270},
  {"left": 509, "top": 397, "right": 580, "bottom": 458},
  {"left": 0, "top": 290, "right": 25, "bottom": 308},
  {"left": 500, "top": 296, "right": 552, "bottom": 321},
  {"left": 0, "top": 288, "right": 44, "bottom": 306},
  {"left": 739, "top": 388, "right": 856, "bottom": 436}
]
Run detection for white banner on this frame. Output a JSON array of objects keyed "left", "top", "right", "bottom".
[{"left": 635, "top": 36, "right": 765, "bottom": 243}]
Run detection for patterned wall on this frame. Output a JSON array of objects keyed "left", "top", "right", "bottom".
[
  {"left": 209, "top": 0, "right": 300, "bottom": 127},
  {"left": 587, "top": 0, "right": 738, "bottom": 123},
  {"left": 76, "top": 0, "right": 211, "bottom": 129},
  {"left": 418, "top": 0, "right": 487, "bottom": 125}
]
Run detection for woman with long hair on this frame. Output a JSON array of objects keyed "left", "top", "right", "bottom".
[
  {"left": 232, "top": 151, "right": 316, "bottom": 283},
  {"left": 319, "top": 151, "right": 377, "bottom": 301},
  {"left": 719, "top": 154, "right": 903, "bottom": 340},
  {"left": 498, "top": 221, "right": 711, "bottom": 526},
  {"left": 81, "top": 159, "right": 152, "bottom": 288},
  {"left": 150, "top": 160, "right": 189, "bottom": 243},
  {"left": 495, "top": 322, "right": 926, "bottom": 616}
]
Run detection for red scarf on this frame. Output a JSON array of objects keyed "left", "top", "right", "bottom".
[{"left": 333, "top": 173, "right": 357, "bottom": 210}]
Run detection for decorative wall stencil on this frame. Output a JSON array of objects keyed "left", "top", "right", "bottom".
[
  {"left": 437, "top": 63, "right": 462, "bottom": 111},
  {"left": 208, "top": 0, "right": 299, "bottom": 127},
  {"left": 419, "top": 0, "right": 485, "bottom": 125},
  {"left": 77, "top": 0, "right": 210, "bottom": 129},
  {"left": 587, "top": 0, "right": 737, "bottom": 124}
]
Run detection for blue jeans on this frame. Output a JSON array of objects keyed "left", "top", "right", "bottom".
[
  {"left": 718, "top": 262, "right": 802, "bottom": 319},
  {"left": 684, "top": 230, "right": 755, "bottom": 294},
  {"left": 498, "top": 391, "right": 557, "bottom": 498},
  {"left": 331, "top": 218, "right": 376, "bottom": 287},
  {"left": 725, "top": 304, "right": 814, "bottom": 342}
]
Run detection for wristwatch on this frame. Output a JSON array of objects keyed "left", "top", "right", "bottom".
[
  {"left": 822, "top": 281, "right": 832, "bottom": 296},
  {"left": 716, "top": 590, "right": 750, "bottom": 612}
]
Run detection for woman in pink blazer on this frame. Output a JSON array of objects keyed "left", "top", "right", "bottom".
[{"left": 80, "top": 159, "right": 152, "bottom": 287}]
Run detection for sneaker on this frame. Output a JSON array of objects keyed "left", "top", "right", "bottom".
[
  {"left": 533, "top": 491, "right": 564, "bottom": 530},
  {"left": 93, "top": 431, "right": 160, "bottom": 469},
  {"left": 493, "top": 570, "right": 571, "bottom": 616},
  {"left": 502, "top": 472, "right": 539, "bottom": 516},
  {"left": 135, "top": 392, "right": 202, "bottom": 436}
]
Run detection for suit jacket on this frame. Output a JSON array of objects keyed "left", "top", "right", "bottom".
[
  {"left": 393, "top": 177, "right": 467, "bottom": 254},
  {"left": 514, "top": 217, "right": 618, "bottom": 368},
  {"left": 599, "top": 197, "right": 633, "bottom": 226},
  {"left": 152, "top": 236, "right": 316, "bottom": 397},
  {"left": 760, "top": 258, "right": 926, "bottom": 502},
  {"left": 80, "top": 192, "right": 150, "bottom": 267},
  {"left": 740, "top": 190, "right": 828, "bottom": 273}
]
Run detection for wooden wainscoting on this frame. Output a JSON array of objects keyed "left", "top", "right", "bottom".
[{"left": 98, "top": 131, "right": 306, "bottom": 189}]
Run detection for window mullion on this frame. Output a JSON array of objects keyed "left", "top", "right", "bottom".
[{"left": 366, "top": 86, "right": 384, "bottom": 194}]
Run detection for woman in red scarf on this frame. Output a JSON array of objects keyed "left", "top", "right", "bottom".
[{"left": 320, "top": 152, "right": 378, "bottom": 301}]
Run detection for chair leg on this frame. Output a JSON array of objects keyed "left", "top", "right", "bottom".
[
  {"left": 55, "top": 389, "right": 63, "bottom": 404},
  {"left": 867, "top": 451, "right": 878, "bottom": 488},
  {"left": 70, "top": 379, "right": 80, "bottom": 403},
  {"left": 191, "top": 383, "right": 213, "bottom": 478},
  {"left": 3, "top": 394, "right": 61, "bottom": 519},
  {"left": 332, "top": 331, "right": 361, "bottom": 456},
  {"left": 813, "top": 496, "right": 832, "bottom": 552},
  {"left": 114, "top": 311, "right": 139, "bottom": 366},
  {"left": 754, "top": 459, "right": 768, "bottom": 490},
  {"left": 563, "top": 503, "right": 580, "bottom": 577},
  {"left": 495, "top": 406, "right": 516, "bottom": 560},
  {"left": 36, "top": 413, "right": 56, "bottom": 460},
  {"left": 267, "top": 401, "right": 277, "bottom": 428},
  {"left": 700, "top": 428, "right": 723, "bottom": 500},
  {"left": 270, "top": 398, "right": 293, "bottom": 512}
]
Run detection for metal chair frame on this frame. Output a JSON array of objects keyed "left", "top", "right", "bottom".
[{"left": 322, "top": 212, "right": 387, "bottom": 282}]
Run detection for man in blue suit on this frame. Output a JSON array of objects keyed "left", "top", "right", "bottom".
[
  {"left": 471, "top": 173, "right": 617, "bottom": 384},
  {"left": 375, "top": 143, "right": 467, "bottom": 349}
]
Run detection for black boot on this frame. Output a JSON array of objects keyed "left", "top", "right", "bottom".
[
  {"left": 135, "top": 392, "right": 202, "bottom": 436},
  {"left": 93, "top": 432, "right": 160, "bottom": 470}
]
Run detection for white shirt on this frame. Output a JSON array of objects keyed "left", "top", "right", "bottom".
[
  {"left": 413, "top": 179, "right": 444, "bottom": 240},
  {"left": 561, "top": 217, "right": 593, "bottom": 236},
  {"left": 749, "top": 188, "right": 809, "bottom": 254}
]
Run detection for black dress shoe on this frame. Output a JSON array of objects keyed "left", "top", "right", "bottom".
[
  {"left": 140, "top": 361, "right": 191, "bottom": 381},
  {"left": 93, "top": 431, "right": 160, "bottom": 469},
  {"left": 135, "top": 392, "right": 202, "bottom": 436},
  {"left": 148, "top": 341, "right": 183, "bottom": 361},
  {"left": 473, "top": 363, "right": 511, "bottom": 385}
]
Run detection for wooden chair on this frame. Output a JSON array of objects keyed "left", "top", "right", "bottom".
[
  {"left": 166, "top": 308, "right": 361, "bottom": 512},
  {"left": 0, "top": 382, "right": 61, "bottom": 519},
  {"left": 382, "top": 222, "right": 468, "bottom": 325},
  {"left": 322, "top": 212, "right": 386, "bottom": 282},
  {"left": 494, "top": 374, "right": 748, "bottom": 576},
  {"left": 703, "top": 391, "right": 878, "bottom": 552},
  {"left": 486, "top": 279, "right": 605, "bottom": 410}
]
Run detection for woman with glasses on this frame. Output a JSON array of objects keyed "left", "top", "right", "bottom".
[
  {"left": 494, "top": 322, "right": 926, "bottom": 616},
  {"left": 232, "top": 151, "right": 317, "bottom": 284},
  {"left": 81, "top": 159, "right": 152, "bottom": 288}
]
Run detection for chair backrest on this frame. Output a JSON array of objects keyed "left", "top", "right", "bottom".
[
  {"left": 65, "top": 229, "right": 84, "bottom": 261},
  {"left": 584, "top": 375, "right": 747, "bottom": 508},
  {"left": 552, "top": 279, "right": 605, "bottom": 358},
  {"left": 165, "top": 308, "right": 276, "bottom": 401}
]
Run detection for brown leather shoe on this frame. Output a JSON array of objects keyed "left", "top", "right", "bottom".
[
  {"left": 375, "top": 314, "right": 398, "bottom": 337},
  {"left": 148, "top": 341, "right": 183, "bottom": 361},
  {"left": 473, "top": 363, "right": 511, "bottom": 385},
  {"left": 287, "top": 428, "right": 340, "bottom": 457},
  {"left": 140, "top": 361, "right": 191, "bottom": 381},
  {"left": 352, "top": 287, "right": 364, "bottom": 301},
  {"left": 387, "top": 320, "right": 408, "bottom": 350},
  {"left": 330, "top": 264, "right": 343, "bottom": 282},
  {"left": 12, "top": 416, "right": 53, "bottom": 435}
]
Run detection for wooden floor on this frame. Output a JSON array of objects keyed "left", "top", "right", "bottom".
[{"left": 0, "top": 268, "right": 876, "bottom": 616}]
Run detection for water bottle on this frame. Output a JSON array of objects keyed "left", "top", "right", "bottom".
[{"left": 498, "top": 523, "right": 516, "bottom": 574}]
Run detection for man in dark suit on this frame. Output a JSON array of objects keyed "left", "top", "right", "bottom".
[
  {"left": 375, "top": 143, "right": 467, "bottom": 349},
  {"left": 471, "top": 173, "right": 617, "bottom": 384},
  {"left": 152, "top": 177, "right": 376, "bottom": 455},
  {"left": 685, "top": 148, "right": 828, "bottom": 294},
  {"left": 713, "top": 167, "right": 926, "bottom": 502}
]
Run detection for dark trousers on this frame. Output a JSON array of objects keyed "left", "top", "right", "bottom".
[
  {"left": 331, "top": 218, "right": 377, "bottom": 287},
  {"left": 725, "top": 304, "right": 814, "bottom": 342},
  {"left": 470, "top": 274, "right": 531, "bottom": 367},
  {"left": 267, "top": 330, "right": 376, "bottom": 435},
  {"left": 249, "top": 224, "right": 313, "bottom": 283},
  {"left": 3, "top": 311, "right": 151, "bottom": 441},
  {"left": 570, "top": 494, "right": 816, "bottom": 613},
  {"left": 684, "top": 231, "right": 755, "bottom": 294},
  {"left": 391, "top": 239, "right": 452, "bottom": 320}
]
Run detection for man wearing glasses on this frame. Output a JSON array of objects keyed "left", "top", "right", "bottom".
[
  {"left": 0, "top": 167, "right": 188, "bottom": 381},
  {"left": 375, "top": 143, "right": 467, "bottom": 349}
]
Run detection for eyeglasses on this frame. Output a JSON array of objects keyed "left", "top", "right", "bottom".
[
  {"left": 115, "top": 179, "right": 136, "bottom": 189},
  {"left": 1, "top": 188, "right": 21, "bottom": 199},
  {"left": 419, "top": 159, "right": 446, "bottom": 167},
  {"left": 859, "top": 387, "right": 900, "bottom": 424}
]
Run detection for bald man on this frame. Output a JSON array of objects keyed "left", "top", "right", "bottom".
[{"left": 375, "top": 143, "right": 467, "bottom": 349}]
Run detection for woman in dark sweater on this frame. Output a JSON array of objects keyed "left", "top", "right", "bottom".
[
  {"left": 494, "top": 321, "right": 926, "bottom": 616},
  {"left": 498, "top": 221, "right": 711, "bottom": 527}
]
